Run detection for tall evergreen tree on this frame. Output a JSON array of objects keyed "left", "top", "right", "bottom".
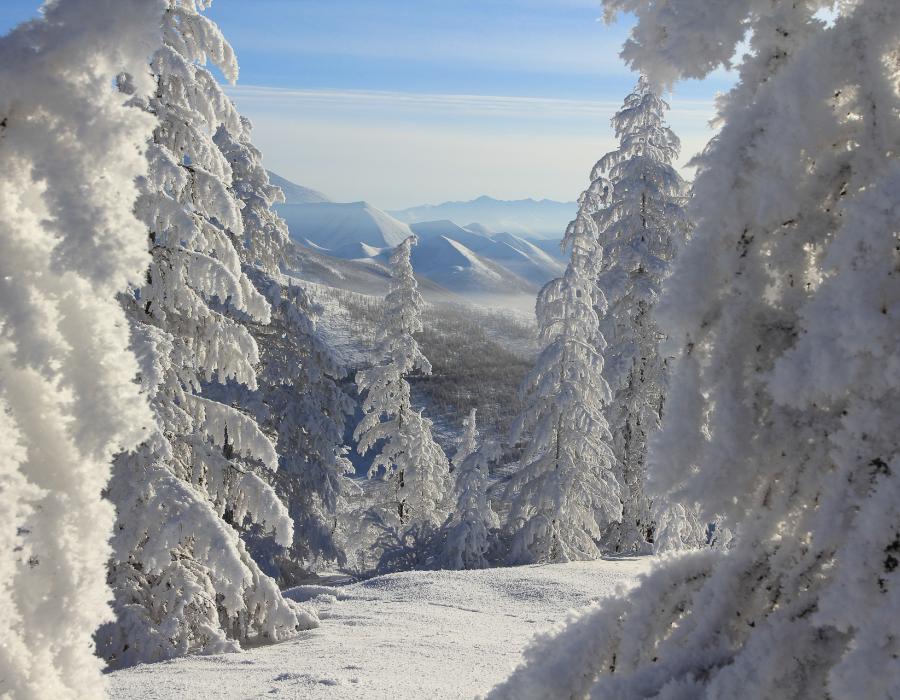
[
  {"left": 213, "top": 121, "right": 356, "bottom": 577},
  {"left": 0, "top": 1, "right": 162, "bottom": 695},
  {"left": 592, "top": 76, "right": 694, "bottom": 554},
  {"left": 101, "top": 0, "right": 315, "bottom": 667},
  {"left": 355, "top": 236, "right": 449, "bottom": 528},
  {"left": 490, "top": 0, "right": 900, "bottom": 697},
  {"left": 503, "top": 176, "right": 622, "bottom": 564},
  {"left": 452, "top": 408, "right": 479, "bottom": 472}
]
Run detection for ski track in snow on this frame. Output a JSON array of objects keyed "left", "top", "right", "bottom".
[{"left": 108, "top": 559, "right": 650, "bottom": 699}]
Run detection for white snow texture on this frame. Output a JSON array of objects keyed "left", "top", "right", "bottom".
[{"left": 0, "top": 0, "right": 164, "bottom": 697}]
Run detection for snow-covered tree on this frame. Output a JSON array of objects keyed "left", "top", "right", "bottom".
[
  {"left": 653, "top": 502, "right": 707, "bottom": 553},
  {"left": 439, "top": 425, "right": 500, "bottom": 570},
  {"left": 452, "top": 408, "right": 479, "bottom": 472},
  {"left": 213, "top": 123, "right": 356, "bottom": 578},
  {"left": 503, "top": 177, "right": 622, "bottom": 564},
  {"left": 0, "top": 1, "right": 162, "bottom": 695},
  {"left": 490, "top": 1, "right": 900, "bottom": 697},
  {"left": 100, "top": 1, "right": 315, "bottom": 668},
  {"left": 214, "top": 119, "right": 290, "bottom": 273},
  {"left": 355, "top": 236, "right": 450, "bottom": 527},
  {"left": 592, "top": 76, "right": 693, "bottom": 554},
  {"left": 254, "top": 279, "right": 356, "bottom": 574}
]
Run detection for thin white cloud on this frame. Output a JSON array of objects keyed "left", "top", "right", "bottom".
[
  {"left": 229, "top": 86, "right": 719, "bottom": 211},
  {"left": 228, "top": 85, "right": 715, "bottom": 121}
]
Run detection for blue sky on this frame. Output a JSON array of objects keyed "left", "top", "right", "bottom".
[{"left": 1, "top": 1, "right": 731, "bottom": 209}]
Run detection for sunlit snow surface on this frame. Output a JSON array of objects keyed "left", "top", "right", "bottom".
[{"left": 108, "top": 559, "right": 650, "bottom": 699}]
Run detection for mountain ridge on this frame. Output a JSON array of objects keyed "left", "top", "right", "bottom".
[
  {"left": 389, "top": 195, "right": 576, "bottom": 240},
  {"left": 268, "top": 172, "right": 566, "bottom": 299},
  {"left": 266, "top": 170, "right": 330, "bottom": 204}
]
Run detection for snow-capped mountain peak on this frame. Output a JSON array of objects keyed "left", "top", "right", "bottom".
[{"left": 269, "top": 173, "right": 565, "bottom": 298}]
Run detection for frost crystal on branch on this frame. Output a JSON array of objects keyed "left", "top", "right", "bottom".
[{"left": 0, "top": 0, "right": 162, "bottom": 695}]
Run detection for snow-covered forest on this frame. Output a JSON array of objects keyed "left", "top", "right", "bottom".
[{"left": 0, "top": 0, "right": 897, "bottom": 698}]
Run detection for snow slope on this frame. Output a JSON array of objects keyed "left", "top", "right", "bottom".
[
  {"left": 107, "top": 559, "right": 651, "bottom": 699},
  {"left": 277, "top": 201, "right": 414, "bottom": 253},
  {"left": 267, "top": 171, "right": 331, "bottom": 204},
  {"left": 523, "top": 236, "right": 566, "bottom": 263},
  {"left": 390, "top": 196, "right": 577, "bottom": 240},
  {"left": 285, "top": 247, "right": 452, "bottom": 300},
  {"left": 410, "top": 234, "right": 536, "bottom": 295},
  {"left": 411, "top": 221, "right": 564, "bottom": 288}
]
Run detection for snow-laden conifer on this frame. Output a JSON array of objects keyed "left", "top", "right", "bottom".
[
  {"left": 214, "top": 119, "right": 291, "bottom": 273},
  {"left": 101, "top": 0, "right": 315, "bottom": 667},
  {"left": 452, "top": 408, "right": 479, "bottom": 472},
  {"left": 439, "top": 419, "right": 500, "bottom": 570},
  {"left": 490, "top": 1, "right": 900, "bottom": 697},
  {"left": 355, "top": 236, "right": 450, "bottom": 527},
  {"left": 592, "top": 76, "right": 694, "bottom": 554},
  {"left": 0, "top": 1, "right": 162, "bottom": 695},
  {"left": 251, "top": 278, "right": 356, "bottom": 575},
  {"left": 503, "top": 176, "right": 622, "bottom": 564},
  {"left": 214, "top": 121, "right": 356, "bottom": 575}
]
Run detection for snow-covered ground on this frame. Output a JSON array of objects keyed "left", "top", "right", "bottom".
[{"left": 108, "top": 559, "right": 651, "bottom": 699}]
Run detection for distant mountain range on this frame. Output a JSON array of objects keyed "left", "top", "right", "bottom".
[
  {"left": 407, "top": 220, "right": 563, "bottom": 290},
  {"left": 389, "top": 195, "right": 576, "bottom": 241},
  {"left": 270, "top": 173, "right": 566, "bottom": 299},
  {"left": 278, "top": 200, "right": 413, "bottom": 258}
]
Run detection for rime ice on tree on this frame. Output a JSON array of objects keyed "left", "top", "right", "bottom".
[
  {"left": 590, "top": 76, "right": 698, "bottom": 554},
  {"left": 438, "top": 411, "right": 500, "bottom": 570},
  {"left": 354, "top": 236, "right": 450, "bottom": 528},
  {"left": 490, "top": 1, "right": 900, "bottom": 697},
  {"left": 101, "top": 0, "right": 315, "bottom": 667},
  {"left": 452, "top": 408, "right": 479, "bottom": 472},
  {"left": 504, "top": 175, "right": 623, "bottom": 564},
  {"left": 213, "top": 121, "right": 356, "bottom": 576},
  {"left": 214, "top": 119, "right": 290, "bottom": 273}
]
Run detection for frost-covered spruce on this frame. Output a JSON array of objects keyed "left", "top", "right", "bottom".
[
  {"left": 652, "top": 501, "right": 707, "bottom": 553},
  {"left": 248, "top": 278, "right": 356, "bottom": 576},
  {"left": 452, "top": 408, "right": 479, "bottom": 472},
  {"left": 101, "top": 1, "right": 315, "bottom": 668},
  {"left": 490, "top": 1, "right": 900, "bottom": 698},
  {"left": 439, "top": 416, "right": 500, "bottom": 570},
  {"left": 355, "top": 236, "right": 450, "bottom": 527},
  {"left": 0, "top": 2, "right": 161, "bottom": 696},
  {"left": 214, "top": 118, "right": 291, "bottom": 273},
  {"left": 214, "top": 122, "right": 356, "bottom": 575},
  {"left": 503, "top": 178, "right": 622, "bottom": 564},
  {"left": 591, "top": 76, "right": 694, "bottom": 554}
]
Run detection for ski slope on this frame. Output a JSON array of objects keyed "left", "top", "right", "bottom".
[{"left": 107, "top": 559, "right": 651, "bottom": 699}]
